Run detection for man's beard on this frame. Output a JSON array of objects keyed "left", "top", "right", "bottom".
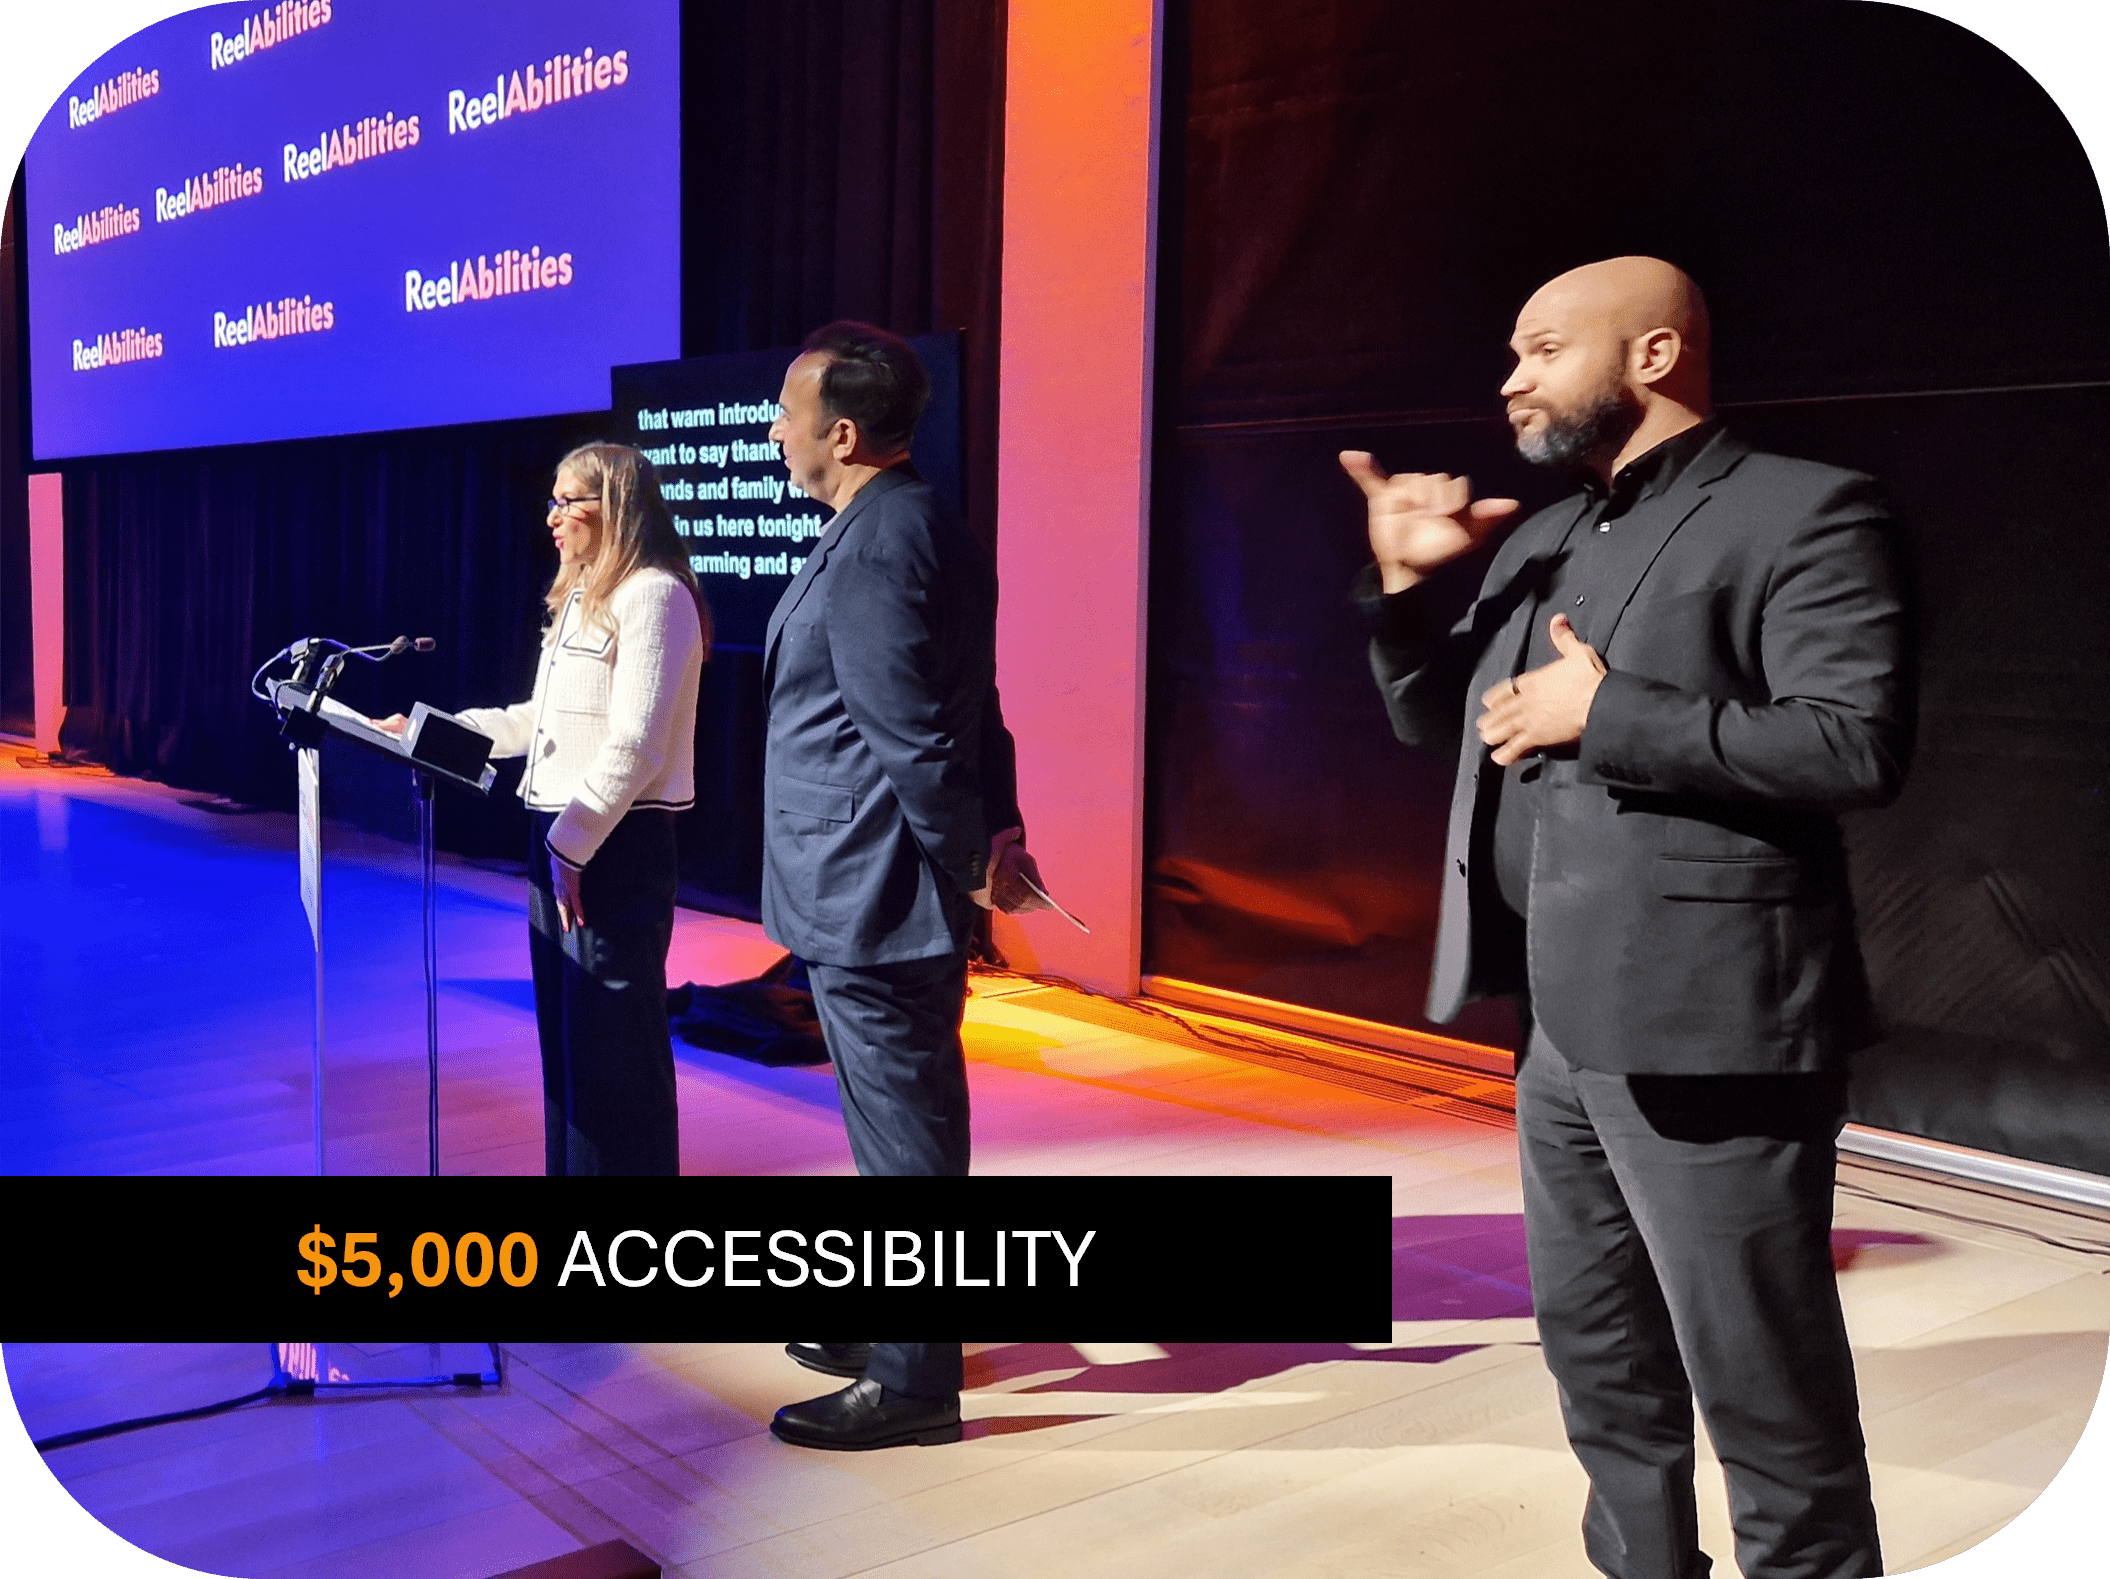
[{"left": 1515, "top": 386, "right": 1642, "bottom": 469}]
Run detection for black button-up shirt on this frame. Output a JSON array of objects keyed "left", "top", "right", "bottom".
[{"left": 1489, "top": 421, "right": 1718, "bottom": 923}]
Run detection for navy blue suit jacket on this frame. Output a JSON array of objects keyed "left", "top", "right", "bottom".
[
  {"left": 761, "top": 466, "right": 1021, "bottom": 967},
  {"left": 1363, "top": 429, "right": 1913, "bottom": 1075}
]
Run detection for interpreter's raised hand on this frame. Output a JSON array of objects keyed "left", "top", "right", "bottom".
[
  {"left": 1476, "top": 614, "right": 1607, "bottom": 766},
  {"left": 1340, "top": 452, "right": 1519, "bottom": 594}
]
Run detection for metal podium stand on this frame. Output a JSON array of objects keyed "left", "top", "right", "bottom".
[{"left": 256, "top": 637, "right": 496, "bottom": 1176}]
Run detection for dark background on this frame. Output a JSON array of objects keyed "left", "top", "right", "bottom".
[
  {"left": 1146, "top": 0, "right": 2110, "bottom": 1171},
  {"left": 0, "top": 0, "right": 1006, "bottom": 916}
]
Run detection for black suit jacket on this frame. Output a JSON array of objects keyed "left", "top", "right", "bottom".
[
  {"left": 762, "top": 466, "right": 1022, "bottom": 967},
  {"left": 1364, "top": 429, "right": 1912, "bottom": 1075}
]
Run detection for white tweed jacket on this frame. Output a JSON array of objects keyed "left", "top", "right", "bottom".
[{"left": 458, "top": 567, "right": 704, "bottom": 869}]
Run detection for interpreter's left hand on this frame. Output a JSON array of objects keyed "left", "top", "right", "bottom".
[
  {"left": 1477, "top": 614, "right": 1607, "bottom": 766},
  {"left": 551, "top": 851, "right": 587, "bottom": 932}
]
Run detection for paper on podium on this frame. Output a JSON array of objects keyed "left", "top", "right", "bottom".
[
  {"left": 317, "top": 695, "right": 374, "bottom": 729},
  {"left": 296, "top": 693, "right": 493, "bottom": 791}
]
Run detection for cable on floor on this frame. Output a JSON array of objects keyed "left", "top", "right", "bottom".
[{"left": 32, "top": 1380, "right": 303, "bottom": 1453}]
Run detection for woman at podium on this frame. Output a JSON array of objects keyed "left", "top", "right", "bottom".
[{"left": 386, "top": 443, "right": 708, "bottom": 1174}]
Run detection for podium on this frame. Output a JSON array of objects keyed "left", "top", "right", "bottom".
[{"left": 261, "top": 644, "right": 496, "bottom": 1176}]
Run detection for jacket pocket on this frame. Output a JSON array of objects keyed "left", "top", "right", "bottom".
[
  {"left": 776, "top": 774, "right": 856, "bottom": 823},
  {"left": 1655, "top": 855, "right": 1802, "bottom": 901}
]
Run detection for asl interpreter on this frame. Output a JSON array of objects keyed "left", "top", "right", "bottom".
[
  {"left": 759, "top": 322, "right": 1049, "bottom": 1451},
  {"left": 379, "top": 444, "right": 707, "bottom": 1176},
  {"left": 1347, "top": 257, "right": 1910, "bottom": 1579}
]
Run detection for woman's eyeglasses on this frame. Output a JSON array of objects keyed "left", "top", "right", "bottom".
[{"left": 547, "top": 494, "right": 597, "bottom": 515}]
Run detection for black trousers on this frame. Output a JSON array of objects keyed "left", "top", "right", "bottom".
[
  {"left": 866, "top": 1342, "right": 964, "bottom": 1400},
  {"left": 527, "top": 809, "right": 680, "bottom": 1176},
  {"left": 1517, "top": 1024, "right": 1881, "bottom": 1579},
  {"left": 804, "top": 952, "right": 970, "bottom": 1401},
  {"left": 805, "top": 950, "right": 972, "bottom": 1177}
]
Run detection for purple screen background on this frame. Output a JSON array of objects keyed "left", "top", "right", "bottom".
[{"left": 25, "top": 0, "right": 680, "bottom": 459}]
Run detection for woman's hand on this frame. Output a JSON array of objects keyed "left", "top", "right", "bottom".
[
  {"left": 551, "top": 852, "right": 587, "bottom": 931},
  {"left": 373, "top": 713, "right": 409, "bottom": 736}
]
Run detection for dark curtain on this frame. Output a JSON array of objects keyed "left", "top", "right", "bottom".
[
  {"left": 1149, "top": 0, "right": 2110, "bottom": 1171},
  {"left": 1, "top": 174, "right": 31, "bottom": 738},
  {"left": 58, "top": 416, "right": 595, "bottom": 855},
  {"left": 687, "top": 0, "right": 1006, "bottom": 546},
  {"left": 668, "top": 0, "right": 1007, "bottom": 907},
  {"left": 38, "top": 0, "right": 1007, "bottom": 912}
]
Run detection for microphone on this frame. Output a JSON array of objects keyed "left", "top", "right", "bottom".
[
  {"left": 316, "top": 636, "right": 436, "bottom": 694},
  {"left": 346, "top": 635, "right": 436, "bottom": 660},
  {"left": 254, "top": 634, "right": 435, "bottom": 709}
]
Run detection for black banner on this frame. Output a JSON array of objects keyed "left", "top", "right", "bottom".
[{"left": 18, "top": 1177, "right": 1391, "bottom": 1337}]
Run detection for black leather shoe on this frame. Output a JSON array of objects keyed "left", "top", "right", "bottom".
[
  {"left": 770, "top": 1375, "right": 963, "bottom": 1450},
  {"left": 785, "top": 1341, "right": 873, "bottom": 1378}
]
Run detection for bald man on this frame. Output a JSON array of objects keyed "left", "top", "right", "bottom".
[{"left": 1347, "top": 258, "right": 1908, "bottom": 1579}]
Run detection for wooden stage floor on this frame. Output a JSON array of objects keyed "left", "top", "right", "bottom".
[{"left": 3, "top": 756, "right": 2108, "bottom": 1577}]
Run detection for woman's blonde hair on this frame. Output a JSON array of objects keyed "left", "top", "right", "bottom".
[{"left": 545, "top": 442, "right": 711, "bottom": 655}]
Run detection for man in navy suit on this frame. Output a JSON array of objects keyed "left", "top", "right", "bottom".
[
  {"left": 1349, "top": 258, "right": 1909, "bottom": 1579},
  {"left": 760, "top": 321, "right": 1042, "bottom": 1450}
]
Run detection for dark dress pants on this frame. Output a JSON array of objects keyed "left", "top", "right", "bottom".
[
  {"left": 805, "top": 950, "right": 971, "bottom": 1401},
  {"left": 805, "top": 949, "right": 972, "bottom": 1177},
  {"left": 865, "top": 1342, "right": 964, "bottom": 1400},
  {"left": 527, "top": 809, "right": 680, "bottom": 1176},
  {"left": 1517, "top": 1024, "right": 1881, "bottom": 1579}
]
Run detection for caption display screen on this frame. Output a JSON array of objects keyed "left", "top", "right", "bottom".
[
  {"left": 25, "top": 0, "right": 679, "bottom": 459},
  {"left": 611, "top": 335, "right": 963, "bottom": 650}
]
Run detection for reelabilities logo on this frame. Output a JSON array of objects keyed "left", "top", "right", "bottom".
[
  {"left": 157, "top": 163, "right": 267, "bottom": 222},
  {"left": 67, "top": 67, "right": 161, "bottom": 128},
  {"left": 213, "top": 295, "right": 336, "bottom": 348},
  {"left": 53, "top": 204, "right": 143, "bottom": 254},
  {"left": 446, "top": 46, "right": 629, "bottom": 135},
  {"left": 72, "top": 326, "right": 166, "bottom": 370},
  {"left": 211, "top": 1, "right": 332, "bottom": 69},
  {"left": 404, "top": 247, "right": 575, "bottom": 312},
  {"left": 283, "top": 113, "right": 420, "bottom": 182}
]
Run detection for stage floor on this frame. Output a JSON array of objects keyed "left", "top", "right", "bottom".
[{"left": 4, "top": 755, "right": 2108, "bottom": 1577}]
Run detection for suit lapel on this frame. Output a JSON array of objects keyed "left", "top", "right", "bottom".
[
  {"left": 1585, "top": 428, "right": 1750, "bottom": 656},
  {"left": 1471, "top": 495, "right": 1594, "bottom": 698},
  {"left": 763, "top": 468, "right": 911, "bottom": 681}
]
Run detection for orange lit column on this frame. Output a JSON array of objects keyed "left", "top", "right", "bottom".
[
  {"left": 994, "top": 0, "right": 1160, "bottom": 994},
  {"left": 28, "top": 472, "right": 65, "bottom": 754}
]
